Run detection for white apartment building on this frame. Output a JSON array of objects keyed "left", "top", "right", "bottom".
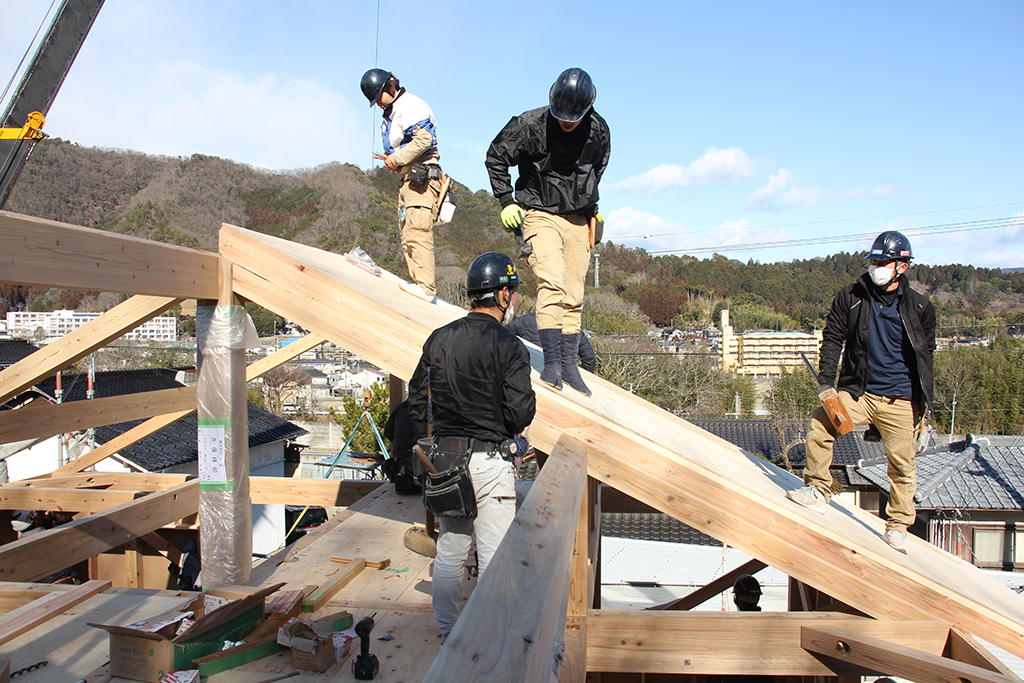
[
  {"left": 720, "top": 309, "right": 822, "bottom": 376},
  {"left": 6, "top": 310, "right": 177, "bottom": 341}
]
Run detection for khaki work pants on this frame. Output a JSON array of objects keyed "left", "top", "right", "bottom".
[
  {"left": 398, "top": 177, "right": 441, "bottom": 296},
  {"left": 522, "top": 210, "right": 590, "bottom": 334},
  {"left": 804, "top": 391, "right": 920, "bottom": 531}
]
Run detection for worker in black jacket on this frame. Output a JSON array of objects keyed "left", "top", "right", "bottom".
[
  {"left": 787, "top": 231, "right": 935, "bottom": 554},
  {"left": 486, "top": 67, "right": 610, "bottom": 396},
  {"left": 408, "top": 252, "right": 536, "bottom": 645}
]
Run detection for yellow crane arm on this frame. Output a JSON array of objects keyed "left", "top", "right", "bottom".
[{"left": 0, "top": 111, "right": 46, "bottom": 141}]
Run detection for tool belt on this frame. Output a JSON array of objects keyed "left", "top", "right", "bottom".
[
  {"left": 419, "top": 436, "right": 479, "bottom": 519},
  {"left": 405, "top": 159, "right": 442, "bottom": 191}
]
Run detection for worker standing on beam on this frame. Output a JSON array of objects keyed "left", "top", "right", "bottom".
[
  {"left": 485, "top": 67, "right": 610, "bottom": 396},
  {"left": 361, "top": 68, "right": 442, "bottom": 301},
  {"left": 409, "top": 252, "right": 536, "bottom": 646},
  {"left": 786, "top": 231, "right": 935, "bottom": 554}
]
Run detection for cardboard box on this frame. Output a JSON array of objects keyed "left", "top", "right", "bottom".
[
  {"left": 89, "top": 585, "right": 278, "bottom": 683},
  {"left": 277, "top": 611, "right": 352, "bottom": 672}
]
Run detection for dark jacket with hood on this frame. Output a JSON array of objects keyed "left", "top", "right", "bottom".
[
  {"left": 485, "top": 106, "right": 610, "bottom": 217},
  {"left": 818, "top": 273, "right": 936, "bottom": 410}
]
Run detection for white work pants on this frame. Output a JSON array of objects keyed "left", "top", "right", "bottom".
[{"left": 432, "top": 451, "right": 516, "bottom": 637}]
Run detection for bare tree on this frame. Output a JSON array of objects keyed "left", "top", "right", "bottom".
[{"left": 258, "top": 365, "right": 311, "bottom": 415}]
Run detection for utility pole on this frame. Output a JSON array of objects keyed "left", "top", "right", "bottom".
[
  {"left": 949, "top": 393, "right": 957, "bottom": 444},
  {"left": 593, "top": 252, "right": 600, "bottom": 288}
]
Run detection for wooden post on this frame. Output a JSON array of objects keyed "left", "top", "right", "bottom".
[
  {"left": 563, "top": 473, "right": 593, "bottom": 683},
  {"left": 196, "top": 258, "right": 252, "bottom": 587}
]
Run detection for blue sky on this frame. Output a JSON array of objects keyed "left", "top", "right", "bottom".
[{"left": 2, "top": 0, "right": 1022, "bottom": 267}]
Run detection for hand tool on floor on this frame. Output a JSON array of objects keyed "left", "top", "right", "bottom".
[
  {"left": 801, "top": 353, "right": 854, "bottom": 435},
  {"left": 352, "top": 614, "right": 380, "bottom": 680}
]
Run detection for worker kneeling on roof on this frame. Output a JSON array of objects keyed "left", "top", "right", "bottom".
[
  {"left": 408, "top": 252, "right": 536, "bottom": 646},
  {"left": 786, "top": 231, "right": 935, "bottom": 555}
]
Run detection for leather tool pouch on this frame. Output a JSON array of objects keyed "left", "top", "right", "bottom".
[
  {"left": 406, "top": 161, "right": 429, "bottom": 190},
  {"left": 422, "top": 436, "right": 477, "bottom": 519}
]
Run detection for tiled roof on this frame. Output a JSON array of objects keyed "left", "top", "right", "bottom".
[
  {"left": 36, "top": 367, "right": 307, "bottom": 472},
  {"left": 856, "top": 438, "right": 1024, "bottom": 511},
  {"left": 0, "top": 339, "right": 39, "bottom": 367}
]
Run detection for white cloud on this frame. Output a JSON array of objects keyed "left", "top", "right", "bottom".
[
  {"left": 611, "top": 147, "right": 765, "bottom": 197},
  {"left": 746, "top": 170, "right": 894, "bottom": 212},
  {"left": 603, "top": 207, "right": 790, "bottom": 257},
  {"left": 49, "top": 60, "right": 362, "bottom": 171}
]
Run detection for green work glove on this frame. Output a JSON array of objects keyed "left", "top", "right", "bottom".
[{"left": 500, "top": 204, "right": 526, "bottom": 230}]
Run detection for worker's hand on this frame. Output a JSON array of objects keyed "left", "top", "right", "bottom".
[
  {"left": 384, "top": 155, "right": 398, "bottom": 171},
  {"left": 500, "top": 204, "right": 525, "bottom": 230}
]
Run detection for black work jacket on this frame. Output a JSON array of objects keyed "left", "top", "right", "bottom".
[
  {"left": 819, "top": 273, "right": 936, "bottom": 410},
  {"left": 485, "top": 106, "right": 610, "bottom": 216},
  {"left": 408, "top": 311, "right": 536, "bottom": 444}
]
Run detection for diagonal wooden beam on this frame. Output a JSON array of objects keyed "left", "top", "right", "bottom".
[
  {"left": 47, "top": 410, "right": 191, "bottom": 476},
  {"left": 947, "top": 629, "right": 1018, "bottom": 677},
  {"left": 0, "top": 210, "right": 219, "bottom": 298},
  {"left": 424, "top": 434, "right": 587, "bottom": 683},
  {"left": 245, "top": 333, "right": 325, "bottom": 379},
  {"left": 0, "top": 386, "right": 196, "bottom": 445},
  {"left": 44, "top": 332, "right": 325, "bottom": 477},
  {"left": 652, "top": 558, "right": 769, "bottom": 611},
  {"left": 802, "top": 626, "right": 1021, "bottom": 683},
  {"left": 0, "top": 295, "right": 183, "bottom": 405},
  {"left": 0, "top": 580, "right": 111, "bottom": 647},
  {"left": 0, "top": 479, "right": 198, "bottom": 582}
]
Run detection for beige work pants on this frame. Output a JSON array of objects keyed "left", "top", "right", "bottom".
[
  {"left": 522, "top": 210, "right": 590, "bottom": 334},
  {"left": 804, "top": 391, "right": 919, "bottom": 531},
  {"left": 398, "top": 177, "right": 440, "bottom": 296}
]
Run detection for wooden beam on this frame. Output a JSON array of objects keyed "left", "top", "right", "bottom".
[
  {"left": 0, "top": 295, "right": 183, "bottom": 405},
  {"left": 0, "top": 486, "right": 141, "bottom": 512},
  {"left": 219, "top": 223, "right": 1024, "bottom": 660},
  {"left": 4, "top": 473, "right": 118, "bottom": 488},
  {"left": 0, "top": 580, "right": 110, "bottom": 647},
  {"left": 47, "top": 410, "right": 192, "bottom": 476},
  {"left": 562, "top": 475, "right": 593, "bottom": 683},
  {"left": 0, "top": 480, "right": 198, "bottom": 582},
  {"left": 246, "top": 333, "right": 326, "bottom": 380},
  {"left": 653, "top": 558, "right": 769, "bottom": 611},
  {"left": 947, "top": 629, "right": 1017, "bottom": 678},
  {"left": 587, "top": 611, "right": 951, "bottom": 676},
  {"left": 41, "top": 334, "right": 323, "bottom": 477},
  {"left": 301, "top": 559, "right": 365, "bottom": 613},
  {"left": 0, "top": 386, "right": 196, "bottom": 444},
  {"left": 125, "top": 538, "right": 142, "bottom": 588},
  {"left": 0, "top": 210, "right": 219, "bottom": 298},
  {"left": 249, "top": 478, "right": 384, "bottom": 507},
  {"left": 801, "top": 626, "right": 1021, "bottom": 683},
  {"left": 424, "top": 434, "right": 587, "bottom": 683}
]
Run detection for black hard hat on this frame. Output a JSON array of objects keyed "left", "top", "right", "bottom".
[
  {"left": 549, "top": 68, "right": 596, "bottom": 123},
  {"left": 733, "top": 574, "right": 762, "bottom": 601},
  {"left": 867, "top": 230, "right": 913, "bottom": 261},
  {"left": 360, "top": 68, "right": 392, "bottom": 106},
  {"left": 466, "top": 252, "right": 521, "bottom": 295}
]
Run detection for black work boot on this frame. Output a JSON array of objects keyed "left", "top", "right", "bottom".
[
  {"left": 538, "top": 328, "right": 563, "bottom": 390},
  {"left": 561, "top": 333, "right": 591, "bottom": 396}
]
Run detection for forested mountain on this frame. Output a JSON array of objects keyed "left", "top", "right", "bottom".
[{"left": 4, "top": 138, "right": 1024, "bottom": 337}]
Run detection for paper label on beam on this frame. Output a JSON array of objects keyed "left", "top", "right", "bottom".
[{"left": 198, "top": 424, "right": 228, "bottom": 482}]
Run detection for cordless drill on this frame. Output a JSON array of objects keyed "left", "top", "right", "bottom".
[{"left": 352, "top": 615, "right": 379, "bottom": 680}]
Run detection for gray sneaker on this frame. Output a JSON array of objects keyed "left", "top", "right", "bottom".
[
  {"left": 786, "top": 486, "right": 828, "bottom": 513},
  {"left": 885, "top": 529, "right": 908, "bottom": 554}
]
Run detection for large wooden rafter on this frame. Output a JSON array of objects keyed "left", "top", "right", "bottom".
[
  {"left": 217, "top": 222, "right": 1024, "bottom": 660},
  {"left": 0, "top": 214, "right": 1023, "bottom": 680}
]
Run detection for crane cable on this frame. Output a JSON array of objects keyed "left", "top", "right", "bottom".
[{"left": 0, "top": 0, "right": 60, "bottom": 116}]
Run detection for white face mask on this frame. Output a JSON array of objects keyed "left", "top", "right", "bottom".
[
  {"left": 502, "top": 302, "right": 516, "bottom": 325},
  {"left": 868, "top": 263, "right": 897, "bottom": 287}
]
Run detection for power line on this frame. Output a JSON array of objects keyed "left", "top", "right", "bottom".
[
  {"left": 614, "top": 201, "right": 1024, "bottom": 241},
  {"left": 641, "top": 215, "right": 1021, "bottom": 257}
]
